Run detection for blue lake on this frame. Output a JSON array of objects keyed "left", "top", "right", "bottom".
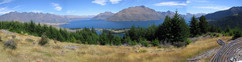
[
  {"left": 59, "top": 20, "right": 164, "bottom": 29},
  {"left": 59, "top": 19, "right": 189, "bottom": 37}
]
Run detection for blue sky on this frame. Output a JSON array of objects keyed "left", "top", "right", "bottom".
[{"left": 0, "top": 0, "right": 241, "bottom": 15}]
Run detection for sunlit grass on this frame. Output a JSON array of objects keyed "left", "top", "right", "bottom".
[{"left": 0, "top": 30, "right": 232, "bottom": 62}]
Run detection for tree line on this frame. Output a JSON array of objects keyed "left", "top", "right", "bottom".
[
  {"left": 0, "top": 11, "right": 241, "bottom": 47},
  {"left": 124, "top": 11, "right": 242, "bottom": 47}
]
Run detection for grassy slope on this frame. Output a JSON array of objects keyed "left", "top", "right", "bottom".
[{"left": 0, "top": 30, "right": 232, "bottom": 62}]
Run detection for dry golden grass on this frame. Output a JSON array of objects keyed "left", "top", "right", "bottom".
[{"left": 0, "top": 30, "right": 232, "bottom": 62}]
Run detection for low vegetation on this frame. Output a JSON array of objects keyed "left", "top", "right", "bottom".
[
  {"left": 3, "top": 40, "right": 17, "bottom": 49},
  {"left": 38, "top": 33, "right": 49, "bottom": 46},
  {"left": 0, "top": 30, "right": 233, "bottom": 62}
]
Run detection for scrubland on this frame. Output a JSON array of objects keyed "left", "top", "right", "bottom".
[{"left": 0, "top": 30, "right": 232, "bottom": 62}]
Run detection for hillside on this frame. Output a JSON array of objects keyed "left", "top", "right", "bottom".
[
  {"left": 106, "top": 6, "right": 163, "bottom": 21},
  {"left": 0, "top": 29, "right": 233, "bottom": 62},
  {"left": 205, "top": 6, "right": 242, "bottom": 21},
  {"left": 0, "top": 12, "right": 92, "bottom": 23},
  {"left": 97, "top": 6, "right": 205, "bottom": 21},
  {"left": 92, "top": 12, "right": 114, "bottom": 20},
  {"left": 209, "top": 12, "right": 242, "bottom": 29}
]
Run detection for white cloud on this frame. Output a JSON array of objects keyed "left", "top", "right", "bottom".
[
  {"left": 0, "top": 7, "right": 13, "bottom": 14},
  {"left": 154, "top": 2, "right": 187, "bottom": 6},
  {"left": 0, "top": 0, "right": 12, "bottom": 5},
  {"left": 109, "top": 0, "right": 121, "bottom": 4},
  {"left": 92, "top": 0, "right": 122, "bottom": 5},
  {"left": 188, "top": 0, "right": 209, "bottom": 3},
  {"left": 186, "top": 1, "right": 190, "bottom": 3},
  {"left": 52, "top": 3, "right": 62, "bottom": 11},
  {"left": 92, "top": 0, "right": 107, "bottom": 5},
  {"left": 196, "top": 6, "right": 230, "bottom": 10}
]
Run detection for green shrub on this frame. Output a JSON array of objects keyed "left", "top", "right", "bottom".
[
  {"left": 232, "top": 31, "right": 242, "bottom": 40},
  {"left": 3, "top": 40, "right": 17, "bottom": 49},
  {"left": 187, "top": 39, "right": 192, "bottom": 44},
  {"left": 216, "top": 34, "right": 220, "bottom": 37},
  {"left": 139, "top": 49, "right": 147, "bottom": 53},
  {"left": 128, "top": 40, "right": 137, "bottom": 46},
  {"left": 152, "top": 39, "right": 160, "bottom": 46},
  {"left": 142, "top": 41, "right": 149, "bottom": 47},
  {"left": 39, "top": 33, "right": 49, "bottom": 46},
  {"left": 0, "top": 36, "right": 2, "bottom": 42},
  {"left": 44, "top": 53, "right": 52, "bottom": 57}
]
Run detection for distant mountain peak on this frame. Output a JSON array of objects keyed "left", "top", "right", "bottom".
[
  {"left": 92, "top": 11, "right": 114, "bottom": 20},
  {"left": 138, "top": 5, "right": 146, "bottom": 8},
  {"left": 106, "top": 6, "right": 163, "bottom": 21}
]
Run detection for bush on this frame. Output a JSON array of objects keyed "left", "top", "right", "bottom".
[
  {"left": 173, "top": 42, "right": 186, "bottom": 47},
  {"left": 0, "top": 36, "right": 2, "bottom": 42},
  {"left": 3, "top": 40, "right": 17, "bottom": 49},
  {"left": 216, "top": 34, "right": 220, "bottom": 37},
  {"left": 152, "top": 39, "right": 160, "bottom": 46},
  {"left": 139, "top": 49, "right": 147, "bottom": 53},
  {"left": 128, "top": 40, "right": 137, "bottom": 46},
  {"left": 232, "top": 31, "right": 242, "bottom": 40},
  {"left": 39, "top": 33, "right": 49, "bottom": 46},
  {"left": 142, "top": 41, "right": 149, "bottom": 47},
  {"left": 187, "top": 39, "right": 192, "bottom": 44}
]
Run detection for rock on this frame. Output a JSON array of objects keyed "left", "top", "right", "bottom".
[
  {"left": 217, "top": 39, "right": 225, "bottom": 46},
  {"left": 64, "top": 45, "right": 79, "bottom": 50}
]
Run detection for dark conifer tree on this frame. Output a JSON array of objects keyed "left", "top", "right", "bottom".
[
  {"left": 199, "top": 15, "right": 209, "bottom": 34},
  {"left": 190, "top": 16, "right": 200, "bottom": 37}
]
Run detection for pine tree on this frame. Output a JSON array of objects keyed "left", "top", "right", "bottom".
[
  {"left": 210, "top": 25, "right": 217, "bottom": 33},
  {"left": 29, "top": 20, "right": 36, "bottom": 33},
  {"left": 70, "top": 36, "right": 77, "bottom": 43},
  {"left": 107, "top": 31, "right": 113, "bottom": 45},
  {"left": 232, "top": 25, "right": 242, "bottom": 39},
  {"left": 128, "top": 25, "right": 137, "bottom": 40},
  {"left": 146, "top": 24, "right": 156, "bottom": 41},
  {"left": 199, "top": 15, "right": 209, "bottom": 34},
  {"left": 157, "top": 16, "right": 171, "bottom": 41},
  {"left": 225, "top": 25, "right": 231, "bottom": 33},
  {"left": 123, "top": 36, "right": 131, "bottom": 44},
  {"left": 190, "top": 16, "right": 200, "bottom": 37},
  {"left": 170, "top": 11, "right": 190, "bottom": 46},
  {"left": 112, "top": 36, "right": 121, "bottom": 45},
  {"left": 99, "top": 32, "right": 108, "bottom": 45}
]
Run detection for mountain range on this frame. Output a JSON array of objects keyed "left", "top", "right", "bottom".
[
  {"left": 2, "top": 6, "right": 241, "bottom": 22},
  {"left": 93, "top": 6, "right": 206, "bottom": 21},
  {"left": 209, "top": 12, "right": 242, "bottom": 29},
  {"left": 0, "top": 12, "right": 94, "bottom": 23},
  {"left": 204, "top": 6, "right": 242, "bottom": 21},
  {"left": 92, "top": 12, "right": 114, "bottom": 20}
]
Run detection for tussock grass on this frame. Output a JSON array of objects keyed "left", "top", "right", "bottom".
[{"left": 0, "top": 30, "right": 232, "bottom": 62}]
